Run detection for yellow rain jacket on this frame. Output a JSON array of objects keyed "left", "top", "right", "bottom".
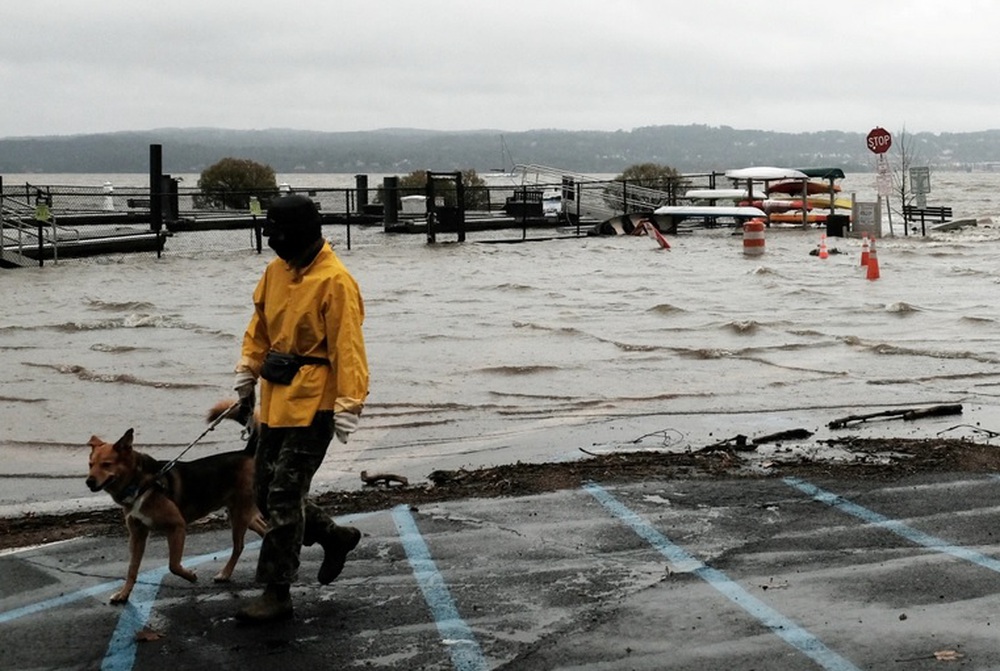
[{"left": 238, "top": 242, "right": 369, "bottom": 427}]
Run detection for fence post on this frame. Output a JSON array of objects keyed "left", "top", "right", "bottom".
[
  {"left": 36, "top": 222, "right": 44, "bottom": 267},
  {"left": 0, "top": 175, "right": 4, "bottom": 267},
  {"left": 250, "top": 196, "right": 263, "bottom": 253},
  {"left": 382, "top": 176, "right": 399, "bottom": 231},
  {"left": 455, "top": 173, "right": 465, "bottom": 243},
  {"left": 149, "top": 144, "right": 163, "bottom": 237},
  {"left": 344, "top": 190, "right": 352, "bottom": 250},
  {"left": 355, "top": 174, "right": 368, "bottom": 212}
]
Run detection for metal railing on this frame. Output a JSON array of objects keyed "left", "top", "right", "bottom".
[{"left": 514, "top": 164, "right": 683, "bottom": 223}]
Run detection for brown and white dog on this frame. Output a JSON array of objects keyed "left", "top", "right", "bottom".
[{"left": 86, "top": 402, "right": 264, "bottom": 603}]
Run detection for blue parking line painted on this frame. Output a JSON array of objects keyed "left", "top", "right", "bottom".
[
  {"left": 0, "top": 579, "right": 128, "bottom": 624},
  {"left": 583, "top": 483, "right": 862, "bottom": 671},
  {"left": 3, "top": 510, "right": 377, "bottom": 671},
  {"left": 101, "top": 567, "right": 168, "bottom": 671},
  {"left": 99, "top": 541, "right": 263, "bottom": 671},
  {"left": 392, "top": 504, "right": 489, "bottom": 671},
  {"left": 784, "top": 477, "right": 1000, "bottom": 573},
  {"left": 0, "top": 512, "right": 377, "bottom": 626}
]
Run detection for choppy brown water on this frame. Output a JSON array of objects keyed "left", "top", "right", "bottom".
[{"left": 4, "top": 171, "right": 1000, "bottom": 517}]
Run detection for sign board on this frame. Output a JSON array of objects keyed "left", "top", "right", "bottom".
[
  {"left": 866, "top": 127, "right": 892, "bottom": 154},
  {"left": 852, "top": 200, "right": 881, "bottom": 238},
  {"left": 910, "top": 166, "right": 931, "bottom": 194},
  {"left": 875, "top": 156, "right": 892, "bottom": 197}
]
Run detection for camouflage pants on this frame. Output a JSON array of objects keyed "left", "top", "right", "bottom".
[{"left": 253, "top": 411, "right": 338, "bottom": 585}]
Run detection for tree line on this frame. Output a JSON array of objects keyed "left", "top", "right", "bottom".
[{"left": 5, "top": 125, "right": 1000, "bottom": 175}]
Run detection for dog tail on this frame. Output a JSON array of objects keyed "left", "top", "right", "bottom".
[{"left": 207, "top": 399, "right": 260, "bottom": 455}]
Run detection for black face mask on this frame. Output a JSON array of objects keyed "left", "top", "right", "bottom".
[
  {"left": 264, "top": 195, "right": 322, "bottom": 261},
  {"left": 267, "top": 228, "right": 317, "bottom": 261}
]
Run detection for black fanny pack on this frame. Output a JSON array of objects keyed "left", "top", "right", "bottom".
[{"left": 260, "top": 351, "right": 328, "bottom": 385}]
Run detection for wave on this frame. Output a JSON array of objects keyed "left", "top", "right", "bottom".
[
  {"left": 493, "top": 282, "right": 536, "bottom": 291},
  {"left": 53, "top": 313, "right": 190, "bottom": 332},
  {"left": 512, "top": 321, "right": 584, "bottom": 337},
  {"left": 476, "top": 365, "right": 563, "bottom": 375},
  {"left": 370, "top": 401, "right": 507, "bottom": 412},
  {"left": 42, "top": 314, "right": 234, "bottom": 340},
  {"left": 960, "top": 315, "right": 996, "bottom": 325},
  {"left": 840, "top": 336, "right": 1000, "bottom": 363},
  {"left": 724, "top": 320, "right": 761, "bottom": 334},
  {"left": 648, "top": 303, "right": 685, "bottom": 315},
  {"left": 85, "top": 299, "right": 156, "bottom": 312},
  {"left": 0, "top": 395, "right": 45, "bottom": 404},
  {"left": 680, "top": 348, "right": 737, "bottom": 359},
  {"left": 23, "top": 363, "right": 212, "bottom": 389},
  {"left": 869, "top": 370, "right": 1000, "bottom": 385},
  {"left": 611, "top": 340, "right": 663, "bottom": 352},
  {"left": 884, "top": 301, "right": 920, "bottom": 314},
  {"left": 89, "top": 343, "right": 146, "bottom": 353}
]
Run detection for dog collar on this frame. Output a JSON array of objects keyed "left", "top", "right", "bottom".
[
  {"left": 114, "top": 482, "right": 143, "bottom": 506},
  {"left": 116, "top": 476, "right": 170, "bottom": 507}
]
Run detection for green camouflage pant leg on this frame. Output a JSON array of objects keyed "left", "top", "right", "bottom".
[{"left": 254, "top": 411, "right": 335, "bottom": 584}]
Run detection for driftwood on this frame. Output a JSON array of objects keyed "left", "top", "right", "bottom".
[
  {"left": 699, "top": 434, "right": 752, "bottom": 452},
  {"left": 428, "top": 469, "right": 471, "bottom": 486},
  {"left": 360, "top": 470, "right": 409, "bottom": 487},
  {"left": 828, "top": 404, "right": 963, "bottom": 430},
  {"left": 751, "top": 428, "right": 814, "bottom": 444},
  {"left": 697, "top": 428, "right": 814, "bottom": 453}
]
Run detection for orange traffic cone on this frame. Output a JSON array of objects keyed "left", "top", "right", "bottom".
[
  {"left": 860, "top": 234, "right": 870, "bottom": 267},
  {"left": 866, "top": 237, "right": 880, "bottom": 280},
  {"left": 818, "top": 233, "right": 829, "bottom": 259}
]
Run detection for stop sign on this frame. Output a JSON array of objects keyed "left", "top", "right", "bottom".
[{"left": 867, "top": 127, "right": 892, "bottom": 154}]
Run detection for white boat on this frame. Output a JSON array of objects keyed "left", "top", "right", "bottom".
[
  {"left": 724, "top": 167, "right": 810, "bottom": 181},
  {"left": 684, "top": 188, "right": 754, "bottom": 200},
  {"left": 652, "top": 205, "right": 765, "bottom": 219}
]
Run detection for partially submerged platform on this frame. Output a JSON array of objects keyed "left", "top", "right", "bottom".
[{"left": 1, "top": 230, "right": 164, "bottom": 267}]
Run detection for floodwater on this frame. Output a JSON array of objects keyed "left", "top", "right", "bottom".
[{"left": 4, "top": 170, "right": 1000, "bottom": 518}]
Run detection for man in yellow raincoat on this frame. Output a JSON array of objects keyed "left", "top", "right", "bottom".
[{"left": 232, "top": 194, "right": 369, "bottom": 623}]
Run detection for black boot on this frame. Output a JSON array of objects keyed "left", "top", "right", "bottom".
[
  {"left": 317, "top": 525, "right": 361, "bottom": 585},
  {"left": 235, "top": 583, "right": 293, "bottom": 624}
]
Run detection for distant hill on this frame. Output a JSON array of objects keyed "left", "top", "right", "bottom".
[{"left": 3, "top": 125, "right": 1000, "bottom": 174}]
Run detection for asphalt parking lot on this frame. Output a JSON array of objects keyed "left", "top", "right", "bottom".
[{"left": 4, "top": 471, "right": 1000, "bottom": 670}]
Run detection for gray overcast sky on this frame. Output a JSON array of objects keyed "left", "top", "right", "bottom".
[{"left": 3, "top": 1, "right": 997, "bottom": 138}]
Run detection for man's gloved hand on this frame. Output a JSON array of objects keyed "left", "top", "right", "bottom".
[
  {"left": 334, "top": 412, "right": 359, "bottom": 444},
  {"left": 233, "top": 370, "right": 257, "bottom": 426}
]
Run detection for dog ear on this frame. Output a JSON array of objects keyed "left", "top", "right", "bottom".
[
  {"left": 114, "top": 428, "right": 135, "bottom": 453},
  {"left": 87, "top": 435, "right": 104, "bottom": 449}
]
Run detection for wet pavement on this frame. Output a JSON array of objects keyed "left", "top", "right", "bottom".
[{"left": 4, "top": 471, "right": 1000, "bottom": 670}]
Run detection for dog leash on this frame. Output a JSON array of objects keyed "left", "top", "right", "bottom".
[
  {"left": 156, "top": 400, "right": 242, "bottom": 478},
  {"left": 115, "top": 402, "right": 244, "bottom": 507}
]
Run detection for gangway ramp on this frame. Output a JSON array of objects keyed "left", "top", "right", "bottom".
[
  {"left": 1, "top": 204, "right": 163, "bottom": 268},
  {"left": 514, "top": 164, "right": 677, "bottom": 223}
]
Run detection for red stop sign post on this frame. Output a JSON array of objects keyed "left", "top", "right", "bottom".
[
  {"left": 867, "top": 127, "right": 892, "bottom": 154},
  {"left": 867, "top": 126, "right": 895, "bottom": 237}
]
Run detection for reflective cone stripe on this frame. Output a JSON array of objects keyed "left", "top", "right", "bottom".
[
  {"left": 643, "top": 221, "right": 671, "bottom": 249},
  {"left": 866, "top": 237, "right": 880, "bottom": 280},
  {"left": 743, "top": 219, "right": 765, "bottom": 256}
]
